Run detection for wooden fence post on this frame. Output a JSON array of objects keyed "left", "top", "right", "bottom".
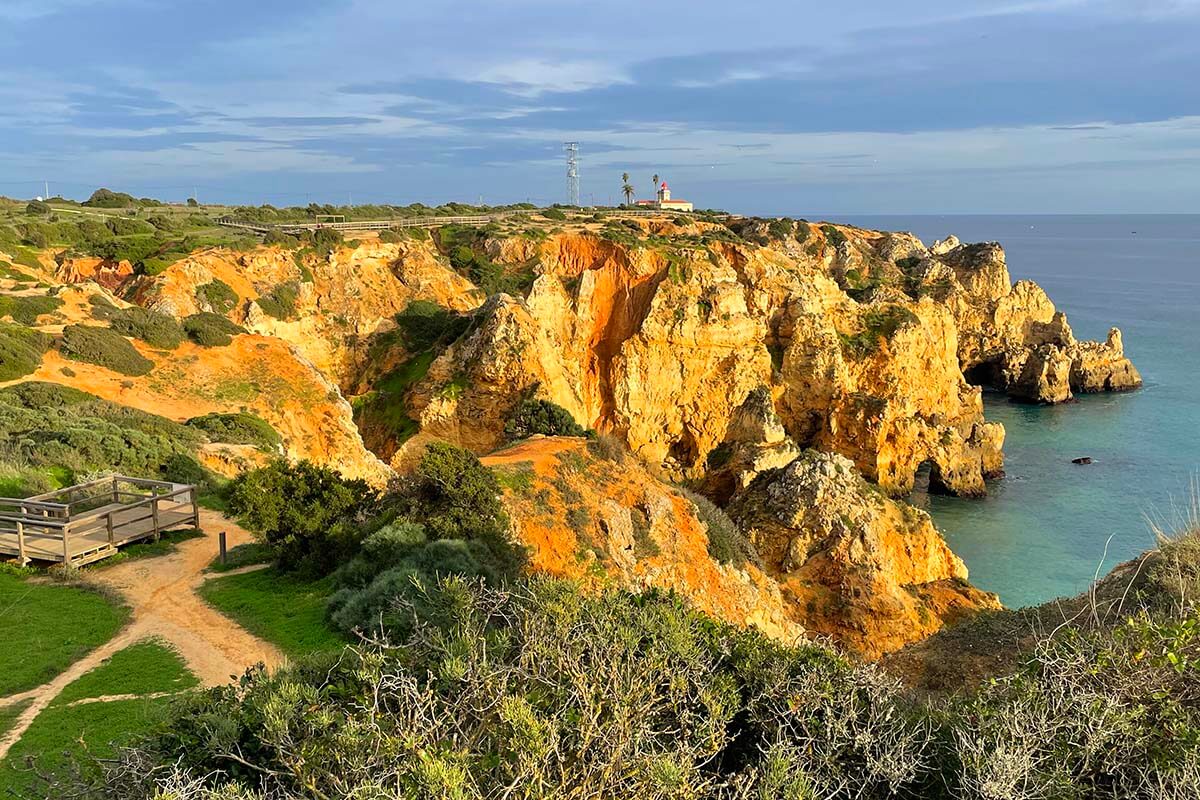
[
  {"left": 151, "top": 496, "right": 161, "bottom": 542},
  {"left": 63, "top": 523, "right": 71, "bottom": 564},
  {"left": 107, "top": 512, "right": 115, "bottom": 548},
  {"left": 219, "top": 531, "right": 227, "bottom": 565},
  {"left": 16, "top": 520, "right": 25, "bottom": 565}
]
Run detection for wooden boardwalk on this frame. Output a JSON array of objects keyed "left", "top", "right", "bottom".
[{"left": 0, "top": 476, "right": 199, "bottom": 566}]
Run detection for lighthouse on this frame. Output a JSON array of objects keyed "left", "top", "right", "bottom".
[{"left": 634, "top": 179, "right": 694, "bottom": 212}]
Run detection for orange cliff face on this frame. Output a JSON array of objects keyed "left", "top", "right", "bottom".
[{"left": 483, "top": 437, "right": 803, "bottom": 643}]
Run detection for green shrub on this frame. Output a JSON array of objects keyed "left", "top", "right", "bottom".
[
  {"left": 185, "top": 412, "right": 282, "bottom": 451},
  {"left": 0, "top": 382, "right": 203, "bottom": 480},
  {"left": 0, "top": 294, "right": 62, "bottom": 325},
  {"left": 542, "top": 207, "right": 567, "bottom": 221},
  {"left": 195, "top": 279, "right": 238, "bottom": 314},
  {"left": 107, "top": 578, "right": 930, "bottom": 800},
  {"left": 109, "top": 307, "right": 183, "bottom": 349},
  {"left": 144, "top": 215, "right": 177, "bottom": 232},
  {"left": 767, "top": 217, "right": 794, "bottom": 239},
  {"left": 105, "top": 217, "right": 154, "bottom": 237},
  {"left": 262, "top": 229, "right": 300, "bottom": 248},
  {"left": 308, "top": 227, "right": 343, "bottom": 254},
  {"left": 59, "top": 324, "right": 154, "bottom": 376},
  {"left": 227, "top": 459, "right": 376, "bottom": 573},
  {"left": 25, "top": 200, "right": 51, "bottom": 216},
  {"left": 378, "top": 229, "right": 405, "bottom": 243},
  {"left": 255, "top": 281, "right": 300, "bottom": 319},
  {"left": 821, "top": 223, "right": 849, "bottom": 250},
  {"left": 83, "top": 188, "right": 135, "bottom": 208},
  {"left": 504, "top": 397, "right": 585, "bottom": 441},
  {"left": 182, "top": 313, "right": 243, "bottom": 347},
  {"left": 393, "top": 300, "right": 470, "bottom": 352},
  {"left": 679, "top": 487, "right": 761, "bottom": 568},
  {"left": 838, "top": 306, "right": 920, "bottom": 358},
  {"left": 0, "top": 322, "right": 51, "bottom": 381}
]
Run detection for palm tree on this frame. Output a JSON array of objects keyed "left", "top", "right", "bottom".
[
  {"left": 652, "top": 173, "right": 660, "bottom": 197},
  {"left": 621, "top": 172, "right": 634, "bottom": 206}
]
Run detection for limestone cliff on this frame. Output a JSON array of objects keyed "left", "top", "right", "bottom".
[
  {"left": 483, "top": 436, "right": 802, "bottom": 642},
  {"left": 128, "top": 241, "right": 481, "bottom": 385},
  {"left": 727, "top": 450, "right": 1000, "bottom": 659},
  {"left": 400, "top": 228, "right": 1005, "bottom": 495},
  {"left": 915, "top": 240, "right": 1141, "bottom": 402}
]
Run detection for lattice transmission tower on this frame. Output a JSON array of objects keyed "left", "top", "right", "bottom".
[{"left": 564, "top": 141, "right": 579, "bottom": 206}]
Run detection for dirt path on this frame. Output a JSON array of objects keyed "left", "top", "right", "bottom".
[{"left": 0, "top": 510, "right": 284, "bottom": 759}]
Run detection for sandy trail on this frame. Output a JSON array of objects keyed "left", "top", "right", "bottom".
[{"left": 0, "top": 510, "right": 284, "bottom": 759}]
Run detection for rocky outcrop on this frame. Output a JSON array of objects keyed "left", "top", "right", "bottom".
[
  {"left": 699, "top": 386, "right": 800, "bottom": 504},
  {"left": 54, "top": 256, "right": 135, "bottom": 292},
  {"left": 727, "top": 450, "right": 1000, "bottom": 659},
  {"left": 400, "top": 230, "right": 1005, "bottom": 495},
  {"left": 132, "top": 241, "right": 481, "bottom": 385},
  {"left": 483, "top": 437, "right": 802, "bottom": 642},
  {"left": 916, "top": 241, "right": 1141, "bottom": 402}
]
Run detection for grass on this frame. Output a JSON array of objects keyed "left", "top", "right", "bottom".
[
  {"left": 0, "top": 639, "right": 196, "bottom": 797},
  {"left": 0, "top": 700, "right": 29, "bottom": 739},
  {"left": 0, "top": 573, "right": 128, "bottom": 697},
  {"left": 206, "top": 541, "right": 273, "bottom": 573},
  {"left": 199, "top": 569, "right": 346, "bottom": 658},
  {"left": 55, "top": 639, "right": 198, "bottom": 704}
]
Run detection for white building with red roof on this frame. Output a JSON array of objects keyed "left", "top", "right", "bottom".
[{"left": 634, "top": 181, "right": 693, "bottom": 212}]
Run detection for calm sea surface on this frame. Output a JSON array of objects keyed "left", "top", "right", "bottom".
[{"left": 835, "top": 215, "right": 1200, "bottom": 607}]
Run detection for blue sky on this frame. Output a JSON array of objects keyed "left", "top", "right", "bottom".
[{"left": 1, "top": 0, "right": 1199, "bottom": 213}]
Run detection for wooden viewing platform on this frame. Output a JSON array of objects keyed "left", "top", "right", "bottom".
[{"left": 0, "top": 476, "right": 199, "bottom": 566}]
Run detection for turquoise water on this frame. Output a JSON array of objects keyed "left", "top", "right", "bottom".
[{"left": 841, "top": 215, "right": 1200, "bottom": 608}]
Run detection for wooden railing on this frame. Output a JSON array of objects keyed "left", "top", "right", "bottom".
[{"left": 0, "top": 476, "right": 199, "bottom": 565}]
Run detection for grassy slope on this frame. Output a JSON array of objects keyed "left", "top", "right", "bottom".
[
  {"left": 0, "top": 573, "right": 128, "bottom": 697},
  {"left": 0, "top": 639, "right": 197, "bottom": 797},
  {"left": 199, "top": 569, "right": 346, "bottom": 658}
]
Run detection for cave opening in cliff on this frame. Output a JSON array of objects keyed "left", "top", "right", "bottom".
[
  {"left": 911, "top": 459, "right": 952, "bottom": 506},
  {"left": 963, "top": 360, "right": 1002, "bottom": 390}
]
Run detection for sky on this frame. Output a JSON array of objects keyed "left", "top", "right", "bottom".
[{"left": 1, "top": 0, "right": 1199, "bottom": 214}]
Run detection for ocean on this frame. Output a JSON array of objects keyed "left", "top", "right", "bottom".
[{"left": 840, "top": 214, "right": 1200, "bottom": 608}]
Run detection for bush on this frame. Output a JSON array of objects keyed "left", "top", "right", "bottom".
[
  {"left": 255, "top": 281, "right": 299, "bottom": 319},
  {"left": 308, "top": 227, "right": 342, "bottom": 254},
  {"left": 182, "top": 313, "right": 243, "bottom": 347},
  {"left": 195, "top": 279, "right": 238, "bottom": 314},
  {"left": 262, "top": 229, "right": 300, "bottom": 248},
  {"left": 185, "top": 412, "right": 281, "bottom": 452},
  {"left": 679, "top": 487, "right": 761, "bottom": 568},
  {"left": 328, "top": 443, "right": 526, "bottom": 637},
  {"left": 226, "top": 459, "right": 376, "bottom": 573},
  {"left": 0, "top": 322, "right": 51, "bottom": 381},
  {"left": 109, "top": 307, "right": 183, "bottom": 349},
  {"left": 0, "top": 294, "right": 62, "bottom": 325},
  {"left": 393, "top": 300, "right": 470, "bottom": 352},
  {"left": 504, "top": 397, "right": 585, "bottom": 441},
  {"left": 839, "top": 306, "right": 920, "bottom": 358},
  {"left": 84, "top": 188, "right": 135, "bottom": 208},
  {"left": 102, "top": 578, "right": 933, "bottom": 800},
  {"left": 59, "top": 324, "right": 154, "bottom": 376},
  {"left": 0, "top": 382, "right": 203, "bottom": 480},
  {"left": 25, "top": 200, "right": 51, "bottom": 216},
  {"left": 105, "top": 217, "right": 154, "bottom": 237},
  {"left": 767, "top": 217, "right": 794, "bottom": 239},
  {"left": 542, "top": 207, "right": 567, "bottom": 221}
]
